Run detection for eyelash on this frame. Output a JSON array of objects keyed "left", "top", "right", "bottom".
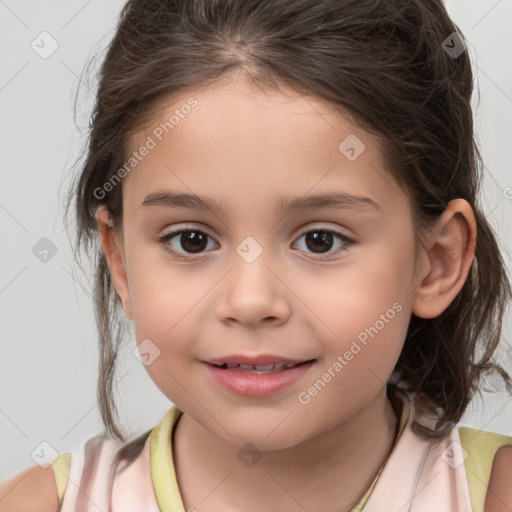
[{"left": 157, "top": 225, "right": 356, "bottom": 261}]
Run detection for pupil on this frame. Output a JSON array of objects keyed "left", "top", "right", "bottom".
[
  {"left": 306, "top": 231, "right": 333, "bottom": 253},
  {"left": 178, "top": 230, "right": 333, "bottom": 255},
  {"left": 181, "top": 231, "right": 207, "bottom": 253}
]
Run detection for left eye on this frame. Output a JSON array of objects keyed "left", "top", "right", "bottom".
[
  {"left": 158, "top": 227, "right": 354, "bottom": 260},
  {"left": 292, "top": 228, "right": 354, "bottom": 259}
]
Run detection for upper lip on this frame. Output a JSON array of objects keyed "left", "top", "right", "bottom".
[{"left": 204, "top": 354, "right": 315, "bottom": 366}]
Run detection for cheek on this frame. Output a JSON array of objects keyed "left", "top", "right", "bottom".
[
  {"left": 129, "top": 269, "right": 203, "bottom": 402},
  {"left": 126, "top": 252, "right": 217, "bottom": 385},
  {"left": 130, "top": 272, "right": 202, "bottom": 353},
  {"left": 125, "top": 235, "right": 207, "bottom": 340},
  {"left": 299, "top": 245, "right": 414, "bottom": 378}
]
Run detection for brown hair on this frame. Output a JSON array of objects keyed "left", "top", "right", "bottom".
[{"left": 65, "top": 0, "right": 511, "bottom": 466}]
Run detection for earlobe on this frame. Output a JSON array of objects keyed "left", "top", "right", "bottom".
[
  {"left": 96, "top": 206, "right": 133, "bottom": 319},
  {"left": 411, "top": 199, "right": 477, "bottom": 319}
]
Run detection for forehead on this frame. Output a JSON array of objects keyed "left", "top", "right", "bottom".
[{"left": 122, "top": 74, "right": 409, "bottom": 214}]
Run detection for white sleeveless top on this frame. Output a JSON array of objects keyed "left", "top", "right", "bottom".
[{"left": 51, "top": 393, "right": 512, "bottom": 511}]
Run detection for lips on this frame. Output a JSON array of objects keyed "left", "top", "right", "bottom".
[{"left": 203, "top": 359, "right": 316, "bottom": 396}]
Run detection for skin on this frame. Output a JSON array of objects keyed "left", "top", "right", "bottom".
[
  {"left": 97, "top": 70, "right": 479, "bottom": 512},
  {"left": 485, "top": 446, "right": 512, "bottom": 511}
]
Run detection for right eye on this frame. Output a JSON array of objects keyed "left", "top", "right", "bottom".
[{"left": 158, "top": 227, "right": 219, "bottom": 260}]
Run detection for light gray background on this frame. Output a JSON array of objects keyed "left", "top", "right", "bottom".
[{"left": 1, "top": 0, "right": 511, "bottom": 483}]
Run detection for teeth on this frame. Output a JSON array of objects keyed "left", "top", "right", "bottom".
[{"left": 215, "top": 362, "right": 302, "bottom": 373}]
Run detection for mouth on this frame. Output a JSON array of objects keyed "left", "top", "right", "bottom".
[
  {"left": 205, "top": 360, "right": 316, "bottom": 374},
  {"left": 202, "top": 359, "right": 317, "bottom": 397}
]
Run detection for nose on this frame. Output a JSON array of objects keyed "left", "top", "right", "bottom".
[{"left": 216, "top": 246, "right": 292, "bottom": 329}]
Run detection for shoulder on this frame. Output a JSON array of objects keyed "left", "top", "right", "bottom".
[
  {"left": 458, "top": 426, "right": 512, "bottom": 512},
  {"left": 0, "top": 464, "right": 59, "bottom": 512},
  {"left": 485, "top": 444, "right": 512, "bottom": 512}
]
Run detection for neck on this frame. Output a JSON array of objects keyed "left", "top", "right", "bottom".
[{"left": 173, "top": 387, "right": 400, "bottom": 512}]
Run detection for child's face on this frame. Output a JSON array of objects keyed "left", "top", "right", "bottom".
[{"left": 111, "top": 73, "right": 427, "bottom": 449}]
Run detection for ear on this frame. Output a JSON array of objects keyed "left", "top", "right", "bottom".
[
  {"left": 411, "top": 198, "right": 477, "bottom": 319},
  {"left": 96, "top": 206, "right": 133, "bottom": 319}
]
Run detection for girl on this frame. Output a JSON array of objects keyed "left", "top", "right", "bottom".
[{"left": 2, "top": 0, "right": 511, "bottom": 511}]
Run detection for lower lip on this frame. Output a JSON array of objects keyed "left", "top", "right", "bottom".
[{"left": 202, "top": 360, "right": 316, "bottom": 397}]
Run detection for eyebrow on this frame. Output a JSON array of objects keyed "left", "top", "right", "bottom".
[{"left": 139, "top": 190, "right": 382, "bottom": 216}]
